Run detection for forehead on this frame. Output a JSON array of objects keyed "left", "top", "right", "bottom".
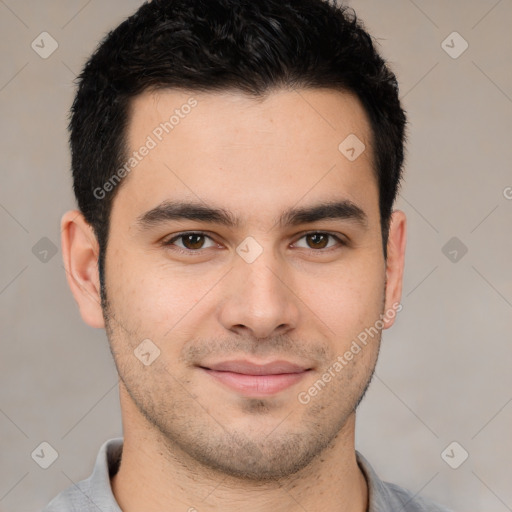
[
  {"left": 127, "top": 87, "right": 372, "bottom": 153},
  {"left": 115, "top": 87, "right": 378, "bottom": 227}
]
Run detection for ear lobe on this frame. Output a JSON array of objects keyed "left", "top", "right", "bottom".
[
  {"left": 383, "top": 210, "right": 406, "bottom": 329},
  {"left": 61, "top": 210, "right": 105, "bottom": 328}
]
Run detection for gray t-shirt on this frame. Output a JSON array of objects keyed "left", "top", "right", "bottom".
[{"left": 41, "top": 438, "right": 453, "bottom": 511}]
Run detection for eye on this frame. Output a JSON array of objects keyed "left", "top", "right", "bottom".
[
  {"left": 293, "top": 232, "right": 344, "bottom": 251},
  {"left": 163, "top": 232, "right": 217, "bottom": 253},
  {"left": 162, "top": 231, "right": 345, "bottom": 255}
]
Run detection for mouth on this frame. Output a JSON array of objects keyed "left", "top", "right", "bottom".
[{"left": 197, "top": 359, "right": 313, "bottom": 397}]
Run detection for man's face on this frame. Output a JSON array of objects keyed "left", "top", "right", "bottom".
[{"left": 101, "top": 88, "right": 394, "bottom": 480}]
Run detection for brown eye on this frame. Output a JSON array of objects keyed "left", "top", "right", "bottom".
[
  {"left": 181, "top": 233, "right": 206, "bottom": 250},
  {"left": 306, "top": 233, "right": 329, "bottom": 249},
  {"left": 164, "top": 232, "right": 216, "bottom": 252},
  {"left": 294, "top": 232, "right": 343, "bottom": 251}
]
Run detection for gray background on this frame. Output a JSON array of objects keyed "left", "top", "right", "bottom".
[{"left": 1, "top": 1, "right": 511, "bottom": 511}]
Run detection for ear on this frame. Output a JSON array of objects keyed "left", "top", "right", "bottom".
[
  {"left": 61, "top": 210, "right": 105, "bottom": 328},
  {"left": 383, "top": 210, "right": 406, "bottom": 329}
]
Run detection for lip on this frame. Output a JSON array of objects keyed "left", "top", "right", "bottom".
[
  {"left": 198, "top": 359, "right": 312, "bottom": 397},
  {"left": 202, "top": 359, "right": 311, "bottom": 375}
]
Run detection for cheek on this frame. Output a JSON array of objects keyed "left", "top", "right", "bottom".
[
  {"left": 105, "top": 252, "right": 201, "bottom": 339},
  {"left": 106, "top": 235, "right": 385, "bottom": 345},
  {"left": 314, "top": 258, "right": 385, "bottom": 340}
]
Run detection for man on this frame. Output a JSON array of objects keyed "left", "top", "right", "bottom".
[{"left": 43, "top": 0, "right": 453, "bottom": 510}]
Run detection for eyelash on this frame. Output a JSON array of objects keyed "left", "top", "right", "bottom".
[{"left": 162, "top": 231, "right": 346, "bottom": 256}]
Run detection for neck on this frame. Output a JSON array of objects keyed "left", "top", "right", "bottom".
[{"left": 112, "top": 414, "right": 367, "bottom": 512}]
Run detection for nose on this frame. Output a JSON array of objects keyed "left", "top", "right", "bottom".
[{"left": 217, "top": 248, "right": 300, "bottom": 340}]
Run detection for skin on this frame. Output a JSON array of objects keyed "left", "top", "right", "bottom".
[{"left": 61, "top": 87, "right": 406, "bottom": 512}]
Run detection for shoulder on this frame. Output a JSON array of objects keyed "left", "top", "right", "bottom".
[
  {"left": 355, "top": 451, "right": 454, "bottom": 512},
  {"left": 40, "top": 480, "right": 96, "bottom": 512},
  {"left": 381, "top": 480, "right": 454, "bottom": 512},
  {"left": 40, "top": 438, "right": 123, "bottom": 512}
]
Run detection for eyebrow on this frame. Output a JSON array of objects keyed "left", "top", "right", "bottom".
[{"left": 135, "top": 199, "right": 368, "bottom": 231}]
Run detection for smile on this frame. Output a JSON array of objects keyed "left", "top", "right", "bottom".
[{"left": 198, "top": 359, "right": 312, "bottom": 397}]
